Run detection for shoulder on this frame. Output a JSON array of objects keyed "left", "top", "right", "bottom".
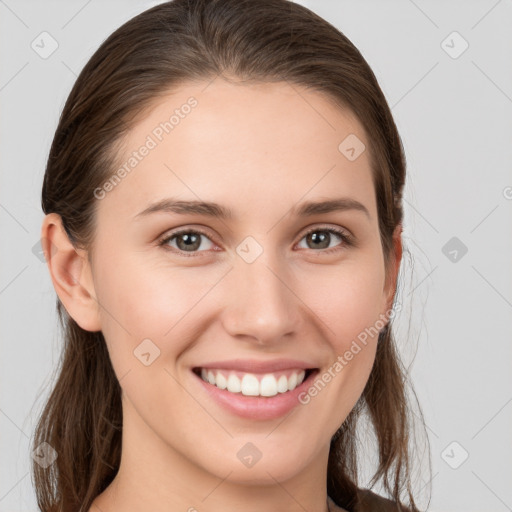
[{"left": 354, "top": 488, "right": 412, "bottom": 512}]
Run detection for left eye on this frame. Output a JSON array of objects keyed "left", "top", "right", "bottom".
[
  {"left": 296, "top": 227, "right": 351, "bottom": 252},
  {"left": 158, "top": 226, "right": 352, "bottom": 257}
]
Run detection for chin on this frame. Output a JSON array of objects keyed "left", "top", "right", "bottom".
[{"left": 194, "top": 436, "right": 315, "bottom": 485}]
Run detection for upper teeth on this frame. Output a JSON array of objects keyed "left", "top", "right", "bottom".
[{"left": 200, "top": 369, "right": 306, "bottom": 397}]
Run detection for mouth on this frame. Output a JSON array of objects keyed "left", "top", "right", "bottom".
[{"left": 192, "top": 367, "right": 317, "bottom": 397}]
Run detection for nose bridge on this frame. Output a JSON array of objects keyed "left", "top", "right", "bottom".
[{"left": 222, "top": 240, "right": 301, "bottom": 343}]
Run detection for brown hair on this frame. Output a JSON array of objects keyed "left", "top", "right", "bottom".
[{"left": 33, "top": 0, "right": 431, "bottom": 510}]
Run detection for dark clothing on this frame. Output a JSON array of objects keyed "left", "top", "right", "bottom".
[{"left": 353, "top": 488, "right": 412, "bottom": 512}]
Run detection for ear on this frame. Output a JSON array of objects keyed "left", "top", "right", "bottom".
[
  {"left": 381, "top": 222, "right": 403, "bottom": 318},
  {"left": 40, "top": 213, "right": 102, "bottom": 332}
]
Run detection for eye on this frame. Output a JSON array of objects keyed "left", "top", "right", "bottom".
[
  {"left": 158, "top": 228, "right": 216, "bottom": 257},
  {"left": 296, "top": 226, "right": 353, "bottom": 254},
  {"left": 158, "top": 225, "right": 354, "bottom": 257}
]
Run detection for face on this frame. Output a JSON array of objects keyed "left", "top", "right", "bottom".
[{"left": 49, "top": 78, "right": 400, "bottom": 489}]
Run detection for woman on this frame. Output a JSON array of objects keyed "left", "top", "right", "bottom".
[{"left": 33, "top": 0, "right": 430, "bottom": 510}]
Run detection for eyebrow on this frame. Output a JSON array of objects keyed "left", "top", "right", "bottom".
[{"left": 134, "top": 197, "right": 371, "bottom": 220}]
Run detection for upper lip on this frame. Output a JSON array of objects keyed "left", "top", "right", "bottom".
[{"left": 194, "top": 359, "right": 318, "bottom": 374}]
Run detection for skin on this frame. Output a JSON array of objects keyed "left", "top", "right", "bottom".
[{"left": 42, "top": 77, "right": 402, "bottom": 512}]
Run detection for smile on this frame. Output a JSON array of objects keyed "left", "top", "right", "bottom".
[
  {"left": 195, "top": 368, "right": 312, "bottom": 397},
  {"left": 191, "top": 359, "right": 320, "bottom": 420}
]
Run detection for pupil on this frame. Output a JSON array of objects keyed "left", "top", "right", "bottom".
[
  {"left": 309, "top": 231, "right": 329, "bottom": 249},
  {"left": 178, "top": 233, "right": 200, "bottom": 251}
]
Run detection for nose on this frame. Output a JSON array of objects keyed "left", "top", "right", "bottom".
[{"left": 221, "top": 252, "right": 304, "bottom": 346}]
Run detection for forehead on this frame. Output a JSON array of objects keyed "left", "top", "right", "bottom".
[{"left": 97, "top": 79, "right": 376, "bottom": 223}]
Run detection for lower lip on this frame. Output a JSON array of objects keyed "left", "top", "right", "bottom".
[{"left": 192, "top": 370, "right": 318, "bottom": 420}]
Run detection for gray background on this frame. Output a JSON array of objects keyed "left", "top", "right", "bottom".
[{"left": 1, "top": 1, "right": 511, "bottom": 511}]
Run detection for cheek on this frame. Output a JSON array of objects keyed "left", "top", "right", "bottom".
[
  {"left": 93, "top": 254, "right": 220, "bottom": 358},
  {"left": 300, "top": 259, "right": 386, "bottom": 350},
  {"left": 294, "top": 265, "right": 385, "bottom": 429}
]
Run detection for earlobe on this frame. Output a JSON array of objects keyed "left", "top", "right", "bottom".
[{"left": 41, "top": 213, "right": 102, "bottom": 332}]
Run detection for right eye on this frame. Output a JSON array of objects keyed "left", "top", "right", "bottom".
[{"left": 158, "top": 228, "right": 216, "bottom": 257}]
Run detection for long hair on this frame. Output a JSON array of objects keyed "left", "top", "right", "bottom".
[{"left": 33, "top": 1, "right": 431, "bottom": 510}]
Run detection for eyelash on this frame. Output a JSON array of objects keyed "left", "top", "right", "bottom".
[{"left": 157, "top": 225, "right": 354, "bottom": 258}]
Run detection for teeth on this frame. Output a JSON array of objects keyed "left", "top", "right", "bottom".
[
  {"left": 277, "top": 375, "right": 288, "bottom": 393},
  {"left": 227, "top": 373, "right": 241, "bottom": 393},
  {"left": 241, "top": 374, "right": 259, "bottom": 396},
  {"left": 216, "top": 372, "right": 227, "bottom": 390},
  {"left": 288, "top": 372, "right": 297, "bottom": 390},
  {"left": 260, "top": 374, "right": 278, "bottom": 397},
  {"left": 198, "top": 369, "right": 308, "bottom": 396}
]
